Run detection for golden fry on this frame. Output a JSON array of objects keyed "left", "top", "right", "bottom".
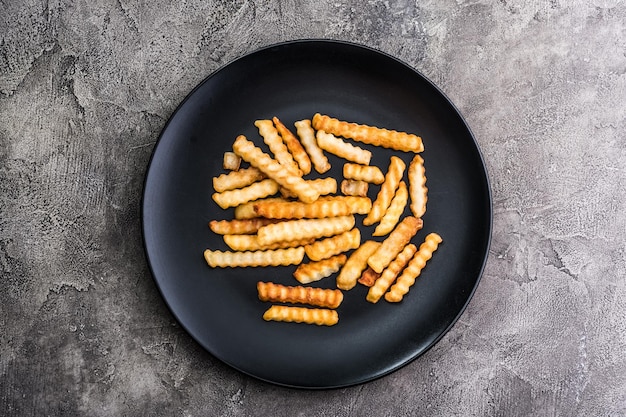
[
  {"left": 255, "top": 119, "right": 302, "bottom": 175},
  {"left": 254, "top": 198, "right": 351, "bottom": 219},
  {"left": 293, "top": 254, "right": 347, "bottom": 284},
  {"left": 336, "top": 240, "right": 381, "bottom": 290},
  {"left": 257, "top": 281, "right": 343, "bottom": 309},
  {"left": 234, "top": 197, "right": 287, "bottom": 219},
  {"left": 367, "top": 243, "right": 417, "bottom": 303},
  {"left": 223, "top": 151, "right": 241, "bottom": 170},
  {"left": 341, "top": 179, "right": 368, "bottom": 197},
  {"left": 203, "top": 247, "right": 305, "bottom": 268},
  {"left": 279, "top": 177, "right": 337, "bottom": 199},
  {"left": 262, "top": 305, "right": 338, "bottom": 326},
  {"left": 373, "top": 181, "right": 409, "bottom": 236},
  {"left": 209, "top": 218, "right": 277, "bottom": 235},
  {"left": 408, "top": 154, "right": 428, "bottom": 218},
  {"left": 321, "top": 196, "right": 372, "bottom": 215},
  {"left": 343, "top": 163, "right": 385, "bottom": 184},
  {"left": 295, "top": 119, "right": 330, "bottom": 174},
  {"left": 367, "top": 216, "right": 423, "bottom": 273},
  {"left": 304, "top": 228, "right": 361, "bottom": 261},
  {"left": 316, "top": 130, "right": 372, "bottom": 165},
  {"left": 256, "top": 215, "right": 355, "bottom": 246},
  {"left": 385, "top": 233, "right": 442, "bottom": 302},
  {"left": 312, "top": 113, "right": 424, "bottom": 153},
  {"left": 222, "top": 234, "right": 314, "bottom": 251},
  {"left": 212, "top": 178, "right": 279, "bottom": 209},
  {"left": 363, "top": 156, "right": 406, "bottom": 226},
  {"left": 273, "top": 117, "right": 312, "bottom": 175},
  {"left": 213, "top": 167, "right": 266, "bottom": 193},
  {"left": 358, "top": 267, "right": 380, "bottom": 287}
]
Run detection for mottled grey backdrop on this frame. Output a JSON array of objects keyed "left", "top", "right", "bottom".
[{"left": 1, "top": 0, "right": 625, "bottom": 416}]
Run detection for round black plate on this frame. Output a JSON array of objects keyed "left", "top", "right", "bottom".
[{"left": 142, "top": 40, "right": 492, "bottom": 389}]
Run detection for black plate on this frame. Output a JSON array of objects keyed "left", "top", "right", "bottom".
[{"left": 142, "top": 40, "right": 492, "bottom": 389}]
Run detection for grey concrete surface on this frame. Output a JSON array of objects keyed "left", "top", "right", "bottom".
[{"left": 1, "top": 0, "right": 625, "bottom": 415}]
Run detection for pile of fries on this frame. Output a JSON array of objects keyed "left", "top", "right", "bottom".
[{"left": 204, "top": 114, "right": 442, "bottom": 326}]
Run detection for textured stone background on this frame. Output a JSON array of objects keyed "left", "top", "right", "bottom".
[{"left": 1, "top": 0, "right": 625, "bottom": 415}]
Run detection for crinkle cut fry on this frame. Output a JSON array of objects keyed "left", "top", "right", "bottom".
[
  {"left": 312, "top": 113, "right": 424, "bottom": 153},
  {"left": 341, "top": 179, "right": 368, "bottom": 197},
  {"left": 385, "top": 233, "right": 442, "bottom": 302},
  {"left": 273, "top": 116, "right": 312, "bottom": 175},
  {"left": 316, "top": 130, "right": 372, "bottom": 165},
  {"left": 293, "top": 254, "right": 347, "bottom": 284},
  {"left": 294, "top": 119, "right": 330, "bottom": 174},
  {"left": 262, "top": 305, "right": 338, "bottom": 326},
  {"left": 343, "top": 163, "right": 385, "bottom": 184},
  {"left": 304, "top": 228, "right": 361, "bottom": 261},
  {"left": 203, "top": 247, "right": 304, "bottom": 267},
  {"left": 209, "top": 218, "right": 277, "bottom": 235},
  {"left": 257, "top": 281, "right": 343, "bottom": 308},
  {"left": 408, "top": 154, "right": 428, "bottom": 218},
  {"left": 367, "top": 243, "right": 417, "bottom": 303},
  {"left": 367, "top": 216, "right": 423, "bottom": 274},
  {"left": 373, "top": 181, "right": 409, "bottom": 237},
  {"left": 213, "top": 167, "right": 265, "bottom": 193},
  {"left": 255, "top": 119, "right": 302, "bottom": 176},
  {"left": 254, "top": 198, "right": 351, "bottom": 219},
  {"left": 256, "top": 215, "right": 355, "bottom": 246},
  {"left": 234, "top": 197, "right": 288, "bottom": 220},
  {"left": 222, "top": 234, "right": 314, "bottom": 251},
  {"left": 211, "top": 178, "right": 279, "bottom": 209},
  {"left": 363, "top": 156, "right": 406, "bottom": 226},
  {"left": 336, "top": 240, "right": 380, "bottom": 290}
]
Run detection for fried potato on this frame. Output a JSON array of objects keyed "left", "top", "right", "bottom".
[
  {"left": 304, "top": 228, "right": 361, "bottom": 261},
  {"left": 273, "top": 117, "right": 312, "bottom": 175},
  {"left": 363, "top": 156, "right": 406, "bottom": 226},
  {"left": 255, "top": 119, "right": 302, "bottom": 175},
  {"left": 223, "top": 151, "right": 241, "bottom": 170},
  {"left": 234, "top": 197, "right": 288, "bottom": 219},
  {"left": 373, "top": 181, "right": 409, "bottom": 237},
  {"left": 316, "top": 130, "right": 372, "bottom": 165},
  {"left": 367, "top": 216, "right": 423, "bottom": 273},
  {"left": 223, "top": 234, "right": 314, "bottom": 251},
  {"left": 254, "top": 198, "right": 350, "bottom": 219},
  {"left": 408, "top": 154, "right": 428, "bottom": 218},
  {"left": 203, "top": 247, "right": 305, "bottom": 268},
  {"left": 343, "top": 163, "right": 385, "bottom": 184},
  {"left": 256, "top": 215, "right": 355, "bottom": 245},
  {"left": 341, "top": 179, "right": 368, "bottom": 197},
  {"left": 232, "top": 135, "right": 319, "bottom": 203},
  {"left": 385, "top": 233, "right": 442, "bottom": 302},
  {"left": 295, "top": 119, "right": 330, "bottom": 174},
  {"left": 279, "top": 177, "right": 337, "bottom": 199},
  {"left": 293, "top": 254, "right": 347, "bottom": 284},
  {"left": 367, "top": 243, "right": 417, "bottom": 303},
  {"left": 212, "top": 178, "right": 279, "bottom": 209},
  {"left": 209, "top": 218, "right": 277, "bottom": 235},
  {"left": 358, "top": 267, "right": 380, "bottom": 287},
  {"left": 257, "top": 281, "right": 343, "bottom": 308},
  {"left": 322, "top": 196, "right": 372, "bottom": 215},
  {"left": 336, "top": 240, "right": 381, "bottom": 290},
  {"left": 262, "top": 305, "right": 338, "bottom": 326},
  {"left": 312, "top": 113, "right": 424, "bottom": 153},
  {"left": 213, "top": 167, "right": 266, "bottom": 193}
]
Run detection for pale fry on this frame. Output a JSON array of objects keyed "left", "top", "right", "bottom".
[
  {"left": 223, "top": 234, "right": 314, "bottom": 251},
  {"left": 254, "top": 198, "right": 351, "bottom": 219},
  {"left": 316, "top": 130, "right": 372, "bottom": 165},
  {"left": 294, "top": 119, "right": 330, "bottom": 174},
  {"left": 341, "top": 179, "right": 368, "bottom": 197},
  {"left": 367, "top": 243, "right": 417, "bottom": 303},
  {"left": 255, "top": 119, "right": 302, "bottom": 175},
  {"left": 262, "top": 305, "right": 338, "bottom": 326},
  {"left": 408, "top": 154, "right": 428, "bottom": 218},
  {"left": 293, "top": 254, "right": 347, "bottom": 284},
  {"left": 373, "top": 181, "right": 409, "bottom": 237},
  {"left": 358, "top": 267, "right": 380, "bottom": 287},
  {"left": 212, "top": 178, "right": 279, "bottom": 209},
  {"left": 363, "top": 156, "right": 406, "bottom": 226},
  {"left": 256, "top": 215, "right": 355, "bottom": 245},
  {"left": 203, "top": 247, "right": 305, "bottom": 268},
  {"left": 304, "top": 228, "right": 361, "bottom": 261},
  {"left": 385, "top": 233, "right": 442, "bottom": 302},
  {"left": 223, "top": 151, "right": 241, "bottom": 170},
  {"left": 209, "top": 218, "right": 277, "bottom": 235},
  {"left": 343, "top": 163, "right": 385, "bottom": 184},
  {"left": 367, "top": 216, "right": 423, "bottom": 273},
  {"left": 213, "top": 167, "right": 266, "bottom": 193},
  {"left": 312, "top": 113, "right": 424, "bottom": 153},
  {"left": 257, "top": 281, "right": 344, "bottom": 309},
  {"left": 232, "top": 135, "right": 319, "bottom": 203},
  {"left": 273, "top": 116, "right": 312, "bottom": 175},
  {"left": 234, "top": 197, "right": 287, "bottom": 219},
  {"left": 279, "top": 177, "right": 337, "bottom": 199},
  {"left": 336, "top": 240, "right": 381, "bottom": 290}
]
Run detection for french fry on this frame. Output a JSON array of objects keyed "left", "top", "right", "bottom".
[
  {"left": 256, "top": 215, "right": 355, "bottom": 246},
  {"left": 316, "top": 130, "right": 372, "bottom": 165},
  {"left": 294, "top": 119, "right": 330, "bottom": 174},
  {"left": 223, "top": 151, "right": 241, "bottom": 170},
  {"left": 322, "top": 196, "right": 372, "bottom": 215},
  {"left": 304, "top": 228, "right": 361, "bottom": 261},
  {"left": 262, "top": 305, "right": 338, "bottom": 326},
  {"left": 257, "top": 281, "right": 343, "bottom": 309},
  {"left": 367, "top": 216, "right": 423, "bottom": 273},
  {"left": 336, "top": 240, "right": 381, "bottom": 290},
  {"left": 209, "top": 218, "right": 277, "bottom": 235},
  {"left": 213, "top": 167, "right": 266, "bottom": 193},
  {"left": 367, "top": 243, "right": 417, "bottom": 303},
  {"left": 358, "top": 267, "right": 380, "bottom": 287},
  {"left": 341, "top": 179, "right": 368, "bottom": 197},
  {"left": 293, "top": 254, "right": 347, "bottom": 284},
  {"left": 408, "top": 154, "right": 428, "bottom": 218},
  {"left": 279, "top": 177, "right": 337, "bottom": 199},
  {"left": 212, "top": 178, "right": 279, "bottom": 209},
  {"left": 363, "top": 156, "right": 405, "bottom": 226},
  {"left": 255, "top": 119, "right": 302, "bottom": 175},
  {"left": 223, "top": 234, "right": 314, "bottom": 251},
  {"left": 312, "top": 113, "right": 424, "bottom": 153},
  {"left": 273, "top": 117, "right": 312, "bottom": 175},
  {"left": 373, "top": 181, "right": 409, "bottom": 237},
  {"left": 234, "top": 197, "right": 288, "bottom": 219},
  {"left": 232, "top": 135, "right": 319, "bottom": 203},
  {"left": 385, "top": 233, "right": 442, "bottom": 302},
  {"left": 254, "top": 198, "right": 351, "bottom": 219},
  {"left": 203, "top": 247, "right": 305, "bottom": 268},
  {"left": 343, "top": 163, "right": 385, "bottom": 184}
]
